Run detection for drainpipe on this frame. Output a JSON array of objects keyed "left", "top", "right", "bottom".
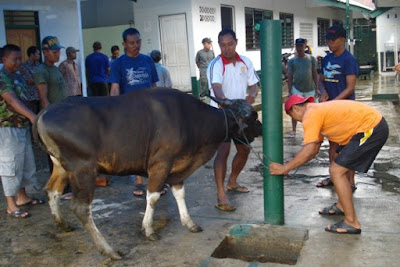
[
  {"left": 346, "top": 0, "right": 350, "bottom": 50},
  {"left": 260, "top": 20, "right": 284, "bottom": 225},
  {"left": 76, "top": 0, "right": 87, "bottom": 97}
]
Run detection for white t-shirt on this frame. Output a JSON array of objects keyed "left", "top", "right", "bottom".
[{"left": 206, "top": 53, "right": 259, "bottom": 107}]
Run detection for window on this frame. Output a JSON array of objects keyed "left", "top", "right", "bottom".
[
  {"left": 317, "top": 18, "right": 330, "bottom": 46},
  {"left": 280, "top": 13, "right": 294, "bottom": 48},
  {"left": 221, "top": 5, "right": 234, "bottom": 30},
  {"left": 245, "top": 8, "right": 272, "bottom": 50},
  {"left": 299, "top": 22, "right": 313, "bottom": 45}
]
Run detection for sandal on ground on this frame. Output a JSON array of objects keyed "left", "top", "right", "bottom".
[
  {"left": 215, "top": 203, "right": 236, "bottom": 212},
  {"left": 133, "top": 184, "right": 146, "bottom": 197},
  {"left": 227, "top": 185, "right": 250, "bottom": 193},
  {"left": 319, "top": 203, "right": 344, "bottom": 215},
  {"left": 6, "top": 209, "right": 31, "bottom": 218},
  {"left": 316, "top": 177, "right": 333, "bottom": 187},
  {"left": 160, "top": 184, "right": 169, "bottom": 196},
  {"left": 288, "top": 131, "right": 296, "bottom": 138},
  {"left": 18, "top": 198, "right": 46, "bottom": 207},
  {"left": 325, "top": 220, "right": 361, "bottom": 234},
  {"left": 60, "top": 192, "right": 72, "bottom": 201},
  {"left": 351, "top": 184, "right": 357, "bottom": 192}
]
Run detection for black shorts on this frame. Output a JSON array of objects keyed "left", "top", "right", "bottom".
[
  {"left": 335, "top": 117, "right": 388, "bottom": 172},
  {"left": 223, "top": 136, "right": 255, "bottom": 145}
]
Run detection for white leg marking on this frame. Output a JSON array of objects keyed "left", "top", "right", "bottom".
[
  {"left": 83, "top": 205, "right": 121, "bottom": 259},
  {"left": 171, "top": 185, "right": 196, "bottom": 229},
  {"left": 142, "top": 191, "right": 161, "bottom": 237},
  {"left": 47, "top": 190, "right": 63, "bottom": 222}
]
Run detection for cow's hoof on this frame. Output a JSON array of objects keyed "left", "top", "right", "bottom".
[
  {"left": 146, "top": 233, "right": 160, "bottom": 241},
  {"left": 58, "top": 222, "right": 75, "bottom": 232},
  {"left": 107, "top": 251, "right": 123, "bottom": 260},
  {"left": 189, "top": 224, "right": 203, "bottom": 233}
]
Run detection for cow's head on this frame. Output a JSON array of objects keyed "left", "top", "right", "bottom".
[{"left": 210, "top": 96, "right": 262, "bottom": 141}]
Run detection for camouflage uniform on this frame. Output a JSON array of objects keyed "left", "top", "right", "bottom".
[
  {"left": 0, "top": 68, "right": 36, "bottom": 196},
  {"left": 0, "top": 69, "right": 30, "bottom": 128}
]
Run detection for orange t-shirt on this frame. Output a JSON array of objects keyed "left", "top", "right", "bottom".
[{"left": 302, "top": 100, "right": 382, "bottom": 145}]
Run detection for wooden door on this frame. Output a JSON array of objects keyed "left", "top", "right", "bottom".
[
  {"left": 159, "top": 14, "right": 191, "bottom": 91},
  {"left": 6, "top": 29, "right": 37, "bottom": 62}
]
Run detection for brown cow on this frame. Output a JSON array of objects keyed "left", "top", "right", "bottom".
[{"left": 33, "top": 88, "right": 262, "bottom": 259}]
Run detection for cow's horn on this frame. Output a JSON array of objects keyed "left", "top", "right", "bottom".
[{"left": 208, "top": 95, "right": 233, "bottom": 107}]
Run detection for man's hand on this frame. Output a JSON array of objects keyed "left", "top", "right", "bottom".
[
  {"left": 245, "top": 95, "right": 255, "bottom": 104},
  {"left": 269, "top": 162, "right": 288, "bottom": 175},
  {"left": 320, "top": 91, "right": 329, "bottom": 102}
]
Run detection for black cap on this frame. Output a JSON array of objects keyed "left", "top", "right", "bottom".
[
  {"left": 202, "top": 37, "right": 212, "bottom": 43},
  {"left": 325, "top": 25, "right": 346, "bottom": 40},
  {"left": 295, "top": 38, "right": 305, "bottom": 45}
]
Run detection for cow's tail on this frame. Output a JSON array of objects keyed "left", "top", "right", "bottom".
[{"left": 32, "top": 109, "right": 51, "bottom": 155}]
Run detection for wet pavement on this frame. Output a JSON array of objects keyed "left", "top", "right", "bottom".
[{"left": 0, "top": 74, "right": 399, "bottom": 266}]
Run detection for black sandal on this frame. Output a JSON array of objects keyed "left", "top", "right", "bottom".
[
  {"left": 325, "top": 220, "right": 361, "bottom": 234},
  {"left": 133, "top": 184, "right": 146, "bottom": 197},
  {"left": 7, "top": 209, "right": 31, "bottom": 218},
  {"left": 319, "top": 203, "right": 344, "bottom": 215},
  {"left": 316, "top": 178, "right": 333, "bottom": 187}
]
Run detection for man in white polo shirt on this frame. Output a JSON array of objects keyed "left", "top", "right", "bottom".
[{"left": 207, "top": 29, "right": 259, "bottom": 212}]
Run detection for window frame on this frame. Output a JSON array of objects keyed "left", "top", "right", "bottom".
[
  {"left": 280, "top": 12, "right": 294, "bottom": 49},
  {"left": 317, "top": 17, "right": 330, "bottom": 47},
  {"left": 245, "top": 7, "right": 273, "bottom": 51}
]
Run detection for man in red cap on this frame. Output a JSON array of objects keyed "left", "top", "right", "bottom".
[{"left": 270, "top": 95, "right": 388, "bottom": 234}]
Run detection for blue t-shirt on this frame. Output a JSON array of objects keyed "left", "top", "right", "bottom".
[
  {"left": 85, "top": 52, "right": 110, "bottom": 83},
  {"left": 108, "top": 54, "right": 159, "bottom": 94},
  {"left": 322, "top": 49, "right": 358, "bottom": 100}
]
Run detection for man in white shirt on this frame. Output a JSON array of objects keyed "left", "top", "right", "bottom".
[{"left": 207, "top": 29, "right": 259, "bottom": 212}]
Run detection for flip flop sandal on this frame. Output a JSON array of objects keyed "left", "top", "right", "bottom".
[
  {"left": 18, "top": 198, "right": 46, "bottom": 207},
  {"left": 6, "top": 209, "right": 31, "bottom": 218},
  {"left": 227, "top": 186, "right": 250, "bottom": 193},
  {"left": 351, "top": 184, "right": 357, "bottom": 192},
  {"left": 215, "top": 203, "right": 236, "bottom": 212},
  {"left": 325, "top": 220, "right": 361, "bottom": 234},
  {"left": 319, "top": 203, "right": 344, "bottom": 215},
  {"left": 316, "top": 177, "right": 333, "bottom": 187},
  {"left": 160, "top": 184, "right": 169, "bottom": 196},
  {"left": 133, "top": 184, "right": 146, "bottom": 197}
]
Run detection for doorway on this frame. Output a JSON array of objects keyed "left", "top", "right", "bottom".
[
  {"left": 159, "top": 14, "right": 191, "bottom": 91},
  {"left": 221, "top": 5, "right": 234, "bottom": 30},
  {"left": 4, "top": 10, "right": 40, "bottom": 63}
]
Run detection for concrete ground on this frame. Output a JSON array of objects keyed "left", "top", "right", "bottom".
[{"left": 0, "top": 74, "right": 399, "bottom": 266}]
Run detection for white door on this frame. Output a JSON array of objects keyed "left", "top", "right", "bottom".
[{"left": 159, "top": 14, "right": 191, "bottom": 91}]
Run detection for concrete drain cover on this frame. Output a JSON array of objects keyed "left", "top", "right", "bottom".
[{"left": 211, "top": 224, "right": 308, "bottom": 265}]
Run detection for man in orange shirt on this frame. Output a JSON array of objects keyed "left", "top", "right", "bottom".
[{"left": 270, "top": 95, "right": 388, "bottom": 234}]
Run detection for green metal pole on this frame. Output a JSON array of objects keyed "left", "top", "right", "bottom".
[
  {"left": 191, "top": 77, "right": 200, "bottom": 99},
  {"left": 346, "top": 0, "right": 350, "bottom": 50},
  {"left": 260, "top": 20, "right": 284, "bottom": 225}
]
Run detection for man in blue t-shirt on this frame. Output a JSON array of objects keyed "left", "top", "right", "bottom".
[
  {"left": 317, "top": 25, "right": 359, "bottom": 189},
  {"left": 85, "top": 41, "right": 110, "bottom": 96},
  {"left": 109, "top": 28, "right": 158, "bottom": 95},
  {"left": 109, "top": 28, "right": 159, "bottom": 197}
]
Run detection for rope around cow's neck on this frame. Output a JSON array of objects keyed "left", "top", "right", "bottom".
[
  {"left": 221, "top": 108, "right": 229, "bottom": 141},
  {"left": 226, "top": 108, "right": 300, "bottom": 175}
]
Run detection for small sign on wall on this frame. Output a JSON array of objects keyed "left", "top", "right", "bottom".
[{"left": 199, "top": 6, "right": 216, "bottom": 23}]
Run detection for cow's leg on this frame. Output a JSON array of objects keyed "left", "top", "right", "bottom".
[
  {"left": 68, "top": 166, "right": 122, "bottom": 260},
  {"left": 45, "top": 156, "right": 74, "bottom": 231},
  {"left": 142, "top": 190, "right": 161, "bottom": 241},
  {"left": 171, "top": 183, "right": 203, "bottom": 233}
]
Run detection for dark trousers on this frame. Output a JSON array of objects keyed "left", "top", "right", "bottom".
[{"left": 88, "top": 82, "right": 109, "bottom": 96}]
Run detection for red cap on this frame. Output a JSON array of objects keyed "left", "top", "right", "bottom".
[{"left": 285, "top": 94, "right": 314, "bottom": 113}]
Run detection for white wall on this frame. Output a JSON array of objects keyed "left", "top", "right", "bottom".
[
  {"left": 376, "top": 7, "right": 400, "bottom": 72},
  {"left": 77, "top": 0, "right": 348, "bottom": 79},
  {"left": 83, "top": 24, "right": 130, "bottom": 58},
  {"left": 189, "top": 0, "right": 345, "bottom": 73},
  {"left": 0, "top": 0, "right": 82, "bottom": 65}
]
